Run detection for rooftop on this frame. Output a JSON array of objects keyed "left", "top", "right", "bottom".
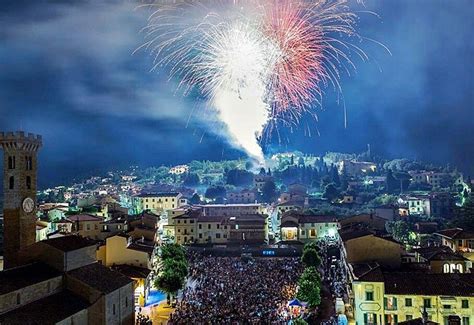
[
  {"left": 0, "top": 262, "right": 61, "bottom": 295},
  {"left": 136, "top": 192, "right": 180, "bottom": 198},
  {"left": 435, "top": 228, "right": 474, "bottom": 240},
  {"left": 67, "top": 262, "right": 133, "bottom": 294},
  {"left": 358, "top": 269, "right": 474, "bottom": 296},
  {"left": 112, "top": 264, "right": 151, "bottom": 279},
  {"left": 0, "top": 290, "right": 89, "bottom": 324},
  {"left": 66, "top": 214, "right": 103, "bottom": 222},
  {"left": 41, "top": 235, "right": 97, "bottom": 252}
]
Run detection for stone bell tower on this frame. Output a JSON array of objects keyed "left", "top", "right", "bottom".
[{"left": 0, "top": 131, "right": 42, "bottom": 269}]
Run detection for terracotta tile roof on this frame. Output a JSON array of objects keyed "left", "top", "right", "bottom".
[
  {"left": 41, "top": 235, "right": 97, "bottom": 252},
  {"left": 0, "top": 290, "right": 89, "bottom": 324},
  {"left": 67, "top": 263, "right": 133, "bottom": 294},
  {"left": 0, "top": 262, "right": 61, "bottom": 295}
]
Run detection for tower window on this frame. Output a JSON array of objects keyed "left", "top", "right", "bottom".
[
  {"left": 9, "top": 176, "right": 14, "bottom": 190},
  {"left": 8, "top": 156, "right": 16, "bottom": 169},
  {"left": 26, "top": 176, "right": 31, "bottom": 190},
  {"left": 26, "top": 156, "right": 33, "bottom": 170}
]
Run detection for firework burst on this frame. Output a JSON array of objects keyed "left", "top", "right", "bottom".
[{"left": 137, "top": 0, "right": 369, "bottom": 162}]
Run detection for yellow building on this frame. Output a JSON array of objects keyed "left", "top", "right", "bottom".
[
  {"left": 351, "top": 265, "right": 474, "bottom": 325},
  {"left": 96, "top": 234, "right": 156, "bottom": 307},
  {"left": 96, "top": 234, "right": 155, "bottom": 269},
  {"left": 133, "top": 192, "right": 186, "bottom": 214}
]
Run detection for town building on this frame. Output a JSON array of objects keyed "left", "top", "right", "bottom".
[
  {"left": 68, "top": 213, "right": 104, "bottom": 240},
  {"left": 351, "top": 264, "right": 474, "bottom": 325},
  {"left": 399, "top": 195, "right": 432, "bottom": 217},
  {"left": 171, "top": 209, "right": 268, "bottom": 245},
  {"left": 253, "top": 174, "right": 274, "bottom": 191},
  {"left": 227, "top": 189, "right": 257, "bottom": 204},
  {"left": 0, "top": 131, "right": 135, "bottom": 323},
  {"left": 132, "top": 192, "right": 186, "bottom": 214},
  {"left": 197, "top": 203, "right": 267, "bottom": 216},
  {"left": 337, "top": 160, "right": 377, "bottom": 177},
  {"left": 339, "top": 214, "right": 388, "bottom": 233},
  {"left": 169, "top": 164, "right": 189, "bottom": 175},
  {"left": 434, "top": 228, "right": 474, "bottom": 253},
  {"left": 280, "top": 213, "right": 339, "bottom": 242},
  {"left": 341, "top": 229, "right": 403, "bottom": 268},
  {"left": 413, "top": 245, "right": 472, "bottom": 274}
]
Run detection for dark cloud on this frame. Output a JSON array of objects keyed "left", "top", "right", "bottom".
[{"left": 0, "top": 0, "right": 473, "bottom": 187}]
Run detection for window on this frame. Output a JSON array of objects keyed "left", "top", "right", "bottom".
[
  {"left": 443, "top": 304, "right": 451, "bottom": 309},
  {"left": 208, "top": 224, "right": 211, "bottom": 229},
  {"left": 364, "top": 313, "right": 377, "bottom": 325},
  {"left": 8, "top": 156, "right": 16, "bottom": 169},
  {"left": 217, "top": 224, "right": 220, "bottom": 229},
  {"left": 462, "top": 317, "right": 470, "bottom": 325},
  {"left": 462, "top": 299, "right": 469, "bottom": 308},
  {"left": 216, "top": 233, "right": 221, "bottom": 239},
  {"left": 406, "top": 315, "right": 413, "bottom": 321},
  {"left": 86, "top": 224, "right": 91, "bottom": 231},
  {"left": 9, "top": 176, "right": 14, "bottom": 190},
  {"left": 199, "top": 224, "right": 202, "bottom": 229},
  {"left": 190, "top": 220, "right": 195, "bottom": 224},
  {"left": 423, "top": 298, "right": 431, "bottom": 308},
  {"left": 26, "top": 156, "right": 32, "bottom": 170},
  {"left": 125, "top": 297, "right": 128, "bottom": 308},
  {"left": 16, "top": 293, "right": 21, "bottom": 305},
  {"left": 366, "top": 291, "right": 374, "bottom": 301},
  {"left": 384, "top": 297, "right": 397, "bottom": 310},
  {"left": 405, "top": 298, "right": 412, "bottom": 307},
  {"left": 26, "top": 176, "right": 31, "bottom": 190},
  {"left": 199, "top": 234, "right": 202, "bottom": 239},
  {"left": 113, "top": 304, "right": 116, "bottom": 315}
]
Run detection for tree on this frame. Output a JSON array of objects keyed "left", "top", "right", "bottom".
[
  {"left": 331, "top": 165, "right": 341, "bottom": 188},
  {"left": 160, "top": 243, "right": 186, "bottom": 261},
  {"left": 154, "top": 268, "right": 185, "bottom": 298},
  {"left": 183, "top": 173, "right": 200, "bottom": 186},
  {"left": 452, "top": 198, "right": 474, "bottom": 231},
  {"left": 389, "top": 220, "right": 410, "bottom": 243},
  {"left": 302, "top": 248, "right": 321, "bottom": 268},
  {"left": 205, "top": 186, "right": 227, "bottom": 200},
  {"left": 323, "top": 183, "right": 340, "bottom": 201},
  {"left": 297, "top": 267, "right": 322, "bottom": 308},
  {"left": 163, "top": 258, "right": 188, "bottom": 279},
  {"left": 261, "top": 180, "right": 277, "bottom": 203},
  {"left": 385, "top": 169, "right": 398, "bottom": 193}
]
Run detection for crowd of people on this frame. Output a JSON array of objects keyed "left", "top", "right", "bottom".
[{"left": 168, "top": 254, "right": 303, "bottom": 324}]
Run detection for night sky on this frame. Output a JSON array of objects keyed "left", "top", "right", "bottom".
[{"left": 1, "top": 0, "right": 473, "bottom": 188}]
